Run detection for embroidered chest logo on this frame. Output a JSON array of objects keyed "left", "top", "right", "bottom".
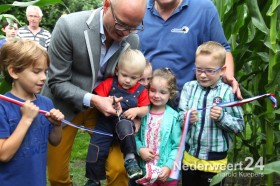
[{"left": 171, "top": 26, "right": 189, "bottom": 34}]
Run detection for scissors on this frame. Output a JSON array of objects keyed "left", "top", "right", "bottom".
[{"left": 113, "top": 96, "right": 121, "bottom": 121}]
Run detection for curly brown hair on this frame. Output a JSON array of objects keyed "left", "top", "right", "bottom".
[{"left": 148, "top": 68, "right": 178, "bottom": 100}]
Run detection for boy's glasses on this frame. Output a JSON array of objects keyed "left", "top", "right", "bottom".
[
  {"left": 110, "top": 1, "right": 144, "bottom": 33},
  {"left": 193, "top": 66, "right": 223, "bottom": 75}
]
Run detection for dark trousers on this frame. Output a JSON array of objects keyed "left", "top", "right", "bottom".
[
  {"left": 182, "top": 168, "right": 224, "bottom": 186},
  {"left": 86, "top": 118, "right": 136, "bottom": 180}
]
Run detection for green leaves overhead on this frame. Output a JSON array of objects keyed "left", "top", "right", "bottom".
[{"left": 0, "top": 0, "right": 67, "bottom": 14}]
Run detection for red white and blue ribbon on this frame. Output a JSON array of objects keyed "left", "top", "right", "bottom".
[
  {"left": 169, "top": 93, "right": 277, "bottom": 180},
  {"left": 0, "top": 94, "right": 113, "bottom": 137}
]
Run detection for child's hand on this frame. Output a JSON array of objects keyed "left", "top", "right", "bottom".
[
  {"left": 210, "top": 104, "right": 222, "bottom": 121},
  {"left": 123, "top": 108, "right": 138, "bottom": 120},
  {"left": 158, "top": 166, "right": 170, "bottom": 182},
  {"left": 139, "top": 148, "right": 155, "bottom": 162},
  {"left": 45, "top": 109, "right": 64, "bottom": 127},
  {"left": 21, "top": 100, "right": 39, "bottom": 125},
  {"left": 133, "top": 118, "right": 141, "bottom": 133},
  {"left": 189, "top": 108, "right": 198, "bottom": 124}
]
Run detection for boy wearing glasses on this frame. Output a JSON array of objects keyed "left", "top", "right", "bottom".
[{"left": 178, "top": 41, "right": 244, "bottom": 186}]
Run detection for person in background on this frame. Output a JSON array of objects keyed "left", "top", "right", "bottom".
[
  {"left": 41, "top": 0, "right": 146, "bottom": 185},
  {"left": 18, "top": 5, "right": 51, "bottom": 49},
  {"left": 133, "top": 68, "right": 181, "bottom": 186},
  {"left": 85, "top": 48, "right": 149, "bottom": 185},
  {"left": 178, "top": 41, "right": 244, "bottom": 186},
  {"left": 139, "top": 0, "right": 242, "bottom": 102},
  {"left": 139, "top": 60, "right": 153, "bottom": 89},
  {"left": 0, "top": 20, "right": 19, "bottom": 47},
  {"left": 0, "top": 39, "right": 64, "bottom": 186}
]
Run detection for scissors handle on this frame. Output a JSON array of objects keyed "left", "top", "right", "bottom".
[{"left": 113, "top": 96, "right": 121, "bottom": 120}]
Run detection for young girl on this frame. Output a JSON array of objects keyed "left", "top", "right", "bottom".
[
  {"left": 134, "top": 68, "right": 181, "bottom": 186},
  {"left": 0, "top": 39, "right": 64, "bottom": 186}
]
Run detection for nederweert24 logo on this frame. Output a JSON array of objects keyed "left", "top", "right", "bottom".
[{"left": 171, "top": 26, "right": 189, "bottom": 34}]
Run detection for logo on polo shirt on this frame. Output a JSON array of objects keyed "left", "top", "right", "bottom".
[{"left": 171, "top": 26, "right": 189, "bottom": 34}]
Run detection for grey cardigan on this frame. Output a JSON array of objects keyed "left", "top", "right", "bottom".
[{"left": 41, "top": 8, "right": 139, "bottom": 120}]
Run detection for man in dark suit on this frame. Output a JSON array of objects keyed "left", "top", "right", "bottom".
[{"left": 41, "top": 0, "right": 146, "bottom": 185}]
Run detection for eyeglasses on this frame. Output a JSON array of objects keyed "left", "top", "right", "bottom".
[
  {"left": 110, "top": 1, "right": 144, "bottom": 33},
  {"left": 193, "top": 66, "right": 223, "bottom": 75}
]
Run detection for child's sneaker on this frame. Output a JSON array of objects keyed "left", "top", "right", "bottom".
[{"left": 124, "top": 158, "right": 143, "bottom": 179}]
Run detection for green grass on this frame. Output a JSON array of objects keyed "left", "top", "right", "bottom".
[
  {"left": 47, "top": 130, "right": 91, "bottom": 186},
  {"left": 70, "top": 131, "right": 106, "bottom": 186},
  {"left": 70, "top": 130, "right": 90, "bottom": 186}
]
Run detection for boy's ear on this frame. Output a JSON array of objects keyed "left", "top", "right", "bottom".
[
  {"left": 115, "top": 67, "right": 119, "bottom": 76},
  {"left": 7, "top": 65, "right": 18, "bottom": 80},
  {"left": 1, "top": 28, "right": 5, "bottom": 33},
  {"left": 221, "top": 65, "right": 226, "bottom": 75}
]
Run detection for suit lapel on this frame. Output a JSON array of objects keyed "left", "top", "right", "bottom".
[{"left": 84, "top": 8, "right": 101, "bottom": 90}]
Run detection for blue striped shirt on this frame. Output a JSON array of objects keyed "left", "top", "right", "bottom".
[{"left": 178, "top": 79, "right": 244, "bottom": 160}]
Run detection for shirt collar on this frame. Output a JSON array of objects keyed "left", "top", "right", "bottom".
[
  {"left": 147, "top": 0, "right": 189, "bottom": 10},
  {"left": 99, "top": 9, "right": 106, "bottom": 44}
]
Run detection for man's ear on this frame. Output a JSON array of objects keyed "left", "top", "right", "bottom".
[
  {"left": 103, "top": 0, "right": 110, "bottom": 11},
  {"left": 7, "top": 65, "right": 18, "bottom": 80}
]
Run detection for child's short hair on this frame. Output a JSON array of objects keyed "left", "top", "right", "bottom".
[
  {"left": 196, "top": 41, "right": 226, "bottom": 66},
  {"left": 150, "top": 68, "right": 177, "bottom": 99},
  {"left": 0, "top": 39, "right": 49, "bottom": 83},
  {"left": 118, "top": 48, "right": 146, "bottom": 74},
  {"left": 145, "top": 59, "right": 152, "bottom": 69}
]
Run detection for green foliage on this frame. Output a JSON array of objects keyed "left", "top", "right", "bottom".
[
  {"left": 213, "top": 0, "right": 279, "bottom": 185},
  {"left": 0, "top": 0, "right": 103, "bottom": 33},
  {"left": 0, "top": 73, "right": 11, "bottom": 94}
]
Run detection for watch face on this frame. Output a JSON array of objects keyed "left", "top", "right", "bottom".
[{"left": 213, "top": 97, "right": 222, "bottom": 104}]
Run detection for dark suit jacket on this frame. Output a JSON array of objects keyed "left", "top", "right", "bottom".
[{"left": 41, "top": 8, "right": 139, "bottom": 120}]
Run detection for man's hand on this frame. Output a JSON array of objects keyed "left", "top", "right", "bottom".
[
  {"left": 223, "top": 52, "right": 243, "bottom": 100},
  {"left": 222, "top": 74, "right": 242, "bottom": 100},
  {"left": 91, "top": 95, "right": 123, "bottom": 116}
]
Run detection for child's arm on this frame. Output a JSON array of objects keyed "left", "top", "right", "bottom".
[
  {"left": 122, "top": 106, "right": 149, "bottom": 120},
  {"left": 46, "top": 109, "right": 64, "bottom": 146},
  {"left": 189, "top": 108, "right": 198, "bottom": 124},
  {"left": 211, "top": 92, "right": 244, "bottom": 134},
  {"left": 0, "top": 101, "right": 39, "bottom": 162},
  {"left": 178, "top": 82, "right": 194, "bottom": 125}
]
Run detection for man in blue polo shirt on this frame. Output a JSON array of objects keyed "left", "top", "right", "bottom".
[{"left": 139, "top": 0, "right": 241, "bottom": 100}]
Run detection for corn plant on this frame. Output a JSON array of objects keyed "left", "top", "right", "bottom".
[{"left": 212, "top": 0, "right": 280, "bottom": 185}]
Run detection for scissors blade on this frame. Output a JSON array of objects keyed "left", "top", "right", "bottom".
[{"left": 113, "top": 96, "right": 121, "bottom": 121}]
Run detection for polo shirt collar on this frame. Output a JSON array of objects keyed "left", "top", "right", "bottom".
[{"left": 147, "top": 0, "right": 189, "bottom": 10}]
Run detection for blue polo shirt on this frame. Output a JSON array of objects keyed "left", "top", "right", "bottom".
[{"left": 139, "top": 0, "right": 230, "bottom": 91}]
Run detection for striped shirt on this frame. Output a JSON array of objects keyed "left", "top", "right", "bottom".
[
  {"left": 18, "top": 26, "right": 51, "bottom": 49},
  {"left": 178, "top": 79, "right": 244, "bottom": 160}
]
